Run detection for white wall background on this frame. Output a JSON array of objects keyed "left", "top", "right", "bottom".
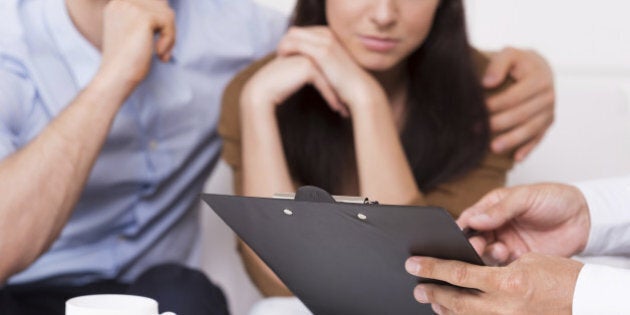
[
  {"left": 205, "top": 1, "right": 630, "bottom": 315},
  {"left": 465, "top": 0, "right": 630, "bottom": 184}
]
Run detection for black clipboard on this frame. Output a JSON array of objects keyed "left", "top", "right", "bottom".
[{"left": 201, "top": 186, "right": 483, "bottom": 315}]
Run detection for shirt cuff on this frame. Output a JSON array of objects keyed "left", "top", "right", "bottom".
[
  {"left": 573, "top": 176, "right": 630, "bottom": 256},
  {"left": 573, "top": 264, "right": 630, "bottom": 314}
]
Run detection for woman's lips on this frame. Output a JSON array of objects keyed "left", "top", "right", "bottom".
[{"left": 359, "top": 35, "right": 399, "bottom": 52}]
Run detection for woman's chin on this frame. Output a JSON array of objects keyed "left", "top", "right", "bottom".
[
  {"left": 359, "top": 61, "right": 398, "bottom": 73},
  {"left": 353, "top": 54, "right": 402, "bottom": 73}
]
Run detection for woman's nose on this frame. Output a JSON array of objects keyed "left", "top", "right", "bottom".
[{"left": 370, "top": 0, "right": 398, "bottom": 29}]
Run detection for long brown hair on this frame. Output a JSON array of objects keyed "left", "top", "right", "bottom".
[{"left": 276, "top": 0, "right": 489, "bottom": 195}]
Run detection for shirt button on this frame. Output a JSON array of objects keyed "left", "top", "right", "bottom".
[{"left": 149, "top": 140, "right": 158, "bottom": 150}]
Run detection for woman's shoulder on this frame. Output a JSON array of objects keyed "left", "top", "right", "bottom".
[
  {"left": 471, "top": 48, "right": 490, "bottom": 76},
  {"left": 219, "top": 54, "right": 276, "bottom": 140}
]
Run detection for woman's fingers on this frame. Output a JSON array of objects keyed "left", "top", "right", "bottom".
[{"left": 309, "top": 67, "right": 349, "bottom": 117}]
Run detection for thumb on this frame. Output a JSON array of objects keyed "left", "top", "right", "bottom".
[{"left": 482, "top": 48, "right": 517, "bottom": 88}]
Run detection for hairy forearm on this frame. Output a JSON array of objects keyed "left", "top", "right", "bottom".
[
  {"left": 350, "top": 96, "right": 423, "bottom": 205},
  {"left": 0, "top": 73, "right": 131, "bottom": 282}
]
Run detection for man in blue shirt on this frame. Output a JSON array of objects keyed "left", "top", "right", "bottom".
[{"left": 0, "top": 0, "right": 285, "bottom": 314}]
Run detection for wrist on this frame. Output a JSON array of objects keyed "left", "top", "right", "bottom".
[
  {"left": 89, "top": 69, "right": 138, "bottom": 107},
  {"left": 240, "top": 83, "right": 277, "bottom": 117},
  {"left": 345, "top": 80, "right": 388, "bottom": 116},
  {"left": 347, "top": 91, "right": 389, "bottom": 117}
]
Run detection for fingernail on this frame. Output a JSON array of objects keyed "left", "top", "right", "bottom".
[
  {"left": 405, "top": 258, "right": 421, "bottom": 275},
  {"left": 414, "top": 286, "right": 428, "bottom": 303},
  {"left": 483, "top": 75, "right": 497, "bottom": 86},
  {"left": 492, "top": 140, "right": 505, "bottom": 153}
]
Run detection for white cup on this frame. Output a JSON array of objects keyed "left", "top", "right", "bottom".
[{"left": 66, "top": 294, "right": 175, "bottom": 315}]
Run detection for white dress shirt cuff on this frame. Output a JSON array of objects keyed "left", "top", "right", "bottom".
[
  {"left": 573, "top": 176, "right": 630, "bottom": 256},
  {"left": 573, "top": 263, "right": 630, "bottom": 314}
]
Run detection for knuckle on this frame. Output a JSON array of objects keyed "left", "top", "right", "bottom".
[
  {"left": 165, "top": 8, "right": 176, "bottom": 22},
  {"left": 487, "top": 304, "right": 507, "bottom": 315},
  {"left": 490, "top": 115, "right": 508, "bottom": 131},
  {"left": 424, "top": 287, "right": 436, "bottom": 302},
  {"left": 317, "top": 45, "right": 333, "bottom": 59},
  {"left": 453, "top": 264, "right": 469, "bottom": 284},
  {"left": 548, "top": 90, "right": 557, "bottom": 105},
  {"left": 493, "top": 303, "right": 519, "bottom": 315},
  {"left": 510, "top": 130, "right": 528, "bottom": 145},
  {"left": 502, "top": 46, "right": 518, "bottom": 56},
  {"left": 541, "top": 74, "right": 555, "bottom": 87},
  {"left": 431, "top": 303, "right": 442, "bottom": 315},
  {"left": 490, "top": 120, "right": 501, "bottom": 132},
  {"left": 490, "top": 96, "right": 508, "bottom": 110},
  {"left": 449, "top": 296, "right": 466, "bottom": 313},
  {"left": 499, "top": 270, "right": 527, "bottom": 294},
  {"left": 322, "top": 38, "right": 335, "bottom": 52},
  {"left": 489, "top": 187, "right": 510, "bottom": 202},
  {"left": 535, "top": 77, "right": 551, "bottom": 92},
  {"left": 277, "top": 39, "right": 290, "bottom": 51},
  {"left": 536, "top": 111, "right": 552, "bottom": 127},
  {"left": 421, "top": 259, "right": 435, "bottom": 278},
  {"left": 287, "top": 27, "right": 301, "bottom": 37}
]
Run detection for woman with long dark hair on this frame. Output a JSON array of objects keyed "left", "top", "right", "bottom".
[{"left": 220, "top": 0, "right": 516, "bottom": 298}]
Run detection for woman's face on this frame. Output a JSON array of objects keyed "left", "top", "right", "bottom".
[{"left": 326, "top": 0, "right": 440, "bottom": 72}]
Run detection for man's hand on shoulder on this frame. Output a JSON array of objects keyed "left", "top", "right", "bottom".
[{"left": 483, "top": 48, "right": 555, "bottom": 162}]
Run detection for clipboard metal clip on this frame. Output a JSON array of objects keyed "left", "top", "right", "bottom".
[{"left": 273, "top": 186, "right": 378, "bottom": 205}]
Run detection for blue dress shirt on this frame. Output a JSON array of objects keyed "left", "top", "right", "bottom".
[{"left": 0, "top": 0, "right": 286, "bottom": 285}]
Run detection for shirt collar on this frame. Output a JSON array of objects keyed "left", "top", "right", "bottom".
[{"left": 44, "top": 0, "right": 101, "bottom": 90}]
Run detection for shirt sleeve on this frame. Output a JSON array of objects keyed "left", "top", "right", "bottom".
[
  {"left": 572, "top": 263, "right": 630, "bottom": 314},
  {"left": 0, "top": 67, "right": 34, "bottom": 161},
  {"left": 573, "top": 176, "right": 630, "bottom": 256},
  {"left": 250, "top": 2, "right": 290, "bottom": 58}
]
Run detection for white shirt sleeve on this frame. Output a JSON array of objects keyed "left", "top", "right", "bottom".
[
  {"left": 571, "top": 176, "right": 630, "bottom": 314},
  {"left": 572, "top": 264, "right": 630, "bottom": 314},
  {"left": 573, "top": 175, "right": 630, "bottom": 256}
]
